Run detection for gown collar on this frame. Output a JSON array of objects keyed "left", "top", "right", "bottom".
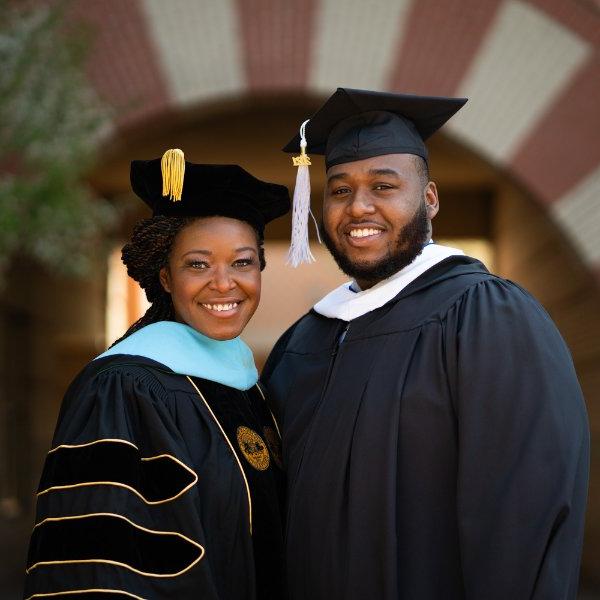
[
  {"left": 313, "top": 242, "right": 465, "bottom": 321},
  {"left": 96, "top": 321, "right": 258, "bottom": 391}
]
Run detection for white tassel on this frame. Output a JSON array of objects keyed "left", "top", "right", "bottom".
[{"left": 287, "top": 120, "right": 320, "bottom": 267}]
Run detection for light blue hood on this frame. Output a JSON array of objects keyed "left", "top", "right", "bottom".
[{"left": 96, "top": 321, "right": 258, "bottom": 391}]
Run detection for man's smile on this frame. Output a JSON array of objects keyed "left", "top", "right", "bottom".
[
  {"left": 344, "top": 223, "right": 386, "bottom": 247},
  {"left": 348, "top": 228, "right": 383, "bottom": 238}
]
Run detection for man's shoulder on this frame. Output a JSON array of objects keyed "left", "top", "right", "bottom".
[
  {"left": 424, "top": 261, "right": 553, "bottom": 330},
  {"left": 405, "top": 255, "right": 541, "bottom": 306},
  {"left": 363, "top": 256, "right": 549, "bottom": 335},
  {"left": 408, "top": 255, "right": 494, "bottom": 293},
  {"left": 378, "top": 256, "right": 495, "bottom": 320}
]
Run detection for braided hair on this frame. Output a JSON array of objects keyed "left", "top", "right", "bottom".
[{"left": 114, "top": 215, "right": 266, "bottom": 344}]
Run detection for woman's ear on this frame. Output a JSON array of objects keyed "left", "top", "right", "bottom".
[{"left": 159, "top": 266, "right": 172, "bottom": 293}]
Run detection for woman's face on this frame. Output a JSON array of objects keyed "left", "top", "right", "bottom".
[{"left": 159, "top": 216, "right": 261, "bottom": 341}]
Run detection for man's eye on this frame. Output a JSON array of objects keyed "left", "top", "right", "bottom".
[
  {"left": 332, "top": 187, "right": 351, "bottom": 195},
  {"left": 374, "top": 184, "right": 393, "bottom": 190}
]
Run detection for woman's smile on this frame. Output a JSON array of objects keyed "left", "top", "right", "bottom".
[{"left": 200, "top": 299, "right": 243, "bottom": 316}]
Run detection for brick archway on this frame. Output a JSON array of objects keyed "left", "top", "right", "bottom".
[{"left": 70, "top": 0, "right": 600, "bottom": 284}]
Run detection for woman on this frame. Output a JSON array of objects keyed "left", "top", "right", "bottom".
[{"left": 23, "top": 150, "right": 290, "bottom": 600}]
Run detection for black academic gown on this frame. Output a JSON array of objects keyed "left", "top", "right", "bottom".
[
  {"left": 262, "top": 256, "right": 589, "bottom": 600},
  {"left": 24, "top": 355, "right": 285, "bottom": 600}
]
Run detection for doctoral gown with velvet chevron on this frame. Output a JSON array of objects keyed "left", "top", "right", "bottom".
[
  {"left": 24, "top": 355, "right": 285, "bottom": 600},
  {"left": 262, "top": 256, "right": 589, "bottom": 600}
]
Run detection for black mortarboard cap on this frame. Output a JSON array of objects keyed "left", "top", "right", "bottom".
[
  {"left": 283, "top": 88, "right": 467, "bottom": 168},
  {"left": 130, "top": 150, "right": 290, "bottom": 234}
]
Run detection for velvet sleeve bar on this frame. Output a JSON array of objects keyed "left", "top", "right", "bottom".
[{"left": 23, "top": 362, "right": 220, "bottom": 600}]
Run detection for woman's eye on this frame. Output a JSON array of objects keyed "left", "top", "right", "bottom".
[
  {"left": 234, "top": 258, "right": 255, "bottom": 268},
  {"left": 188, "top": 260, "right": 209, "bottom": 269}
]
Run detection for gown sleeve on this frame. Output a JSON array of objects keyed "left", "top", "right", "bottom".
[
  {"left": 444, "top": 278, "right": 589, "bottom": 600},
  {"left": 23, "top": 364, "right": 220, "bottom": 600}
]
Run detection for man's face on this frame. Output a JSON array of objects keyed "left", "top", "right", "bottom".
[{"left": 321, "top": 154, "right": 439, "bottom": 289}]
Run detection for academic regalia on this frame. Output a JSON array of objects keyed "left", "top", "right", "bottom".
[
  {"left": 23, "top": 148, "right": 290, "bottom": 599},
  {"left": 24, "top": 321, "right": 285, "bottom": 600},
  {"left": 273, "top": 88, "right": 589, "bottom": 598},
  {"left": 262, "top": 255, "right": 589, "bottom": 599}
]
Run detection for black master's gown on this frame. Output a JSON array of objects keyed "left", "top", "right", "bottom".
[
  {"left": 262, "top": 256, "right": 589, "bottom": 600},
  {"left": 24, "top": 355, "right": 284, "bottom": 600}
]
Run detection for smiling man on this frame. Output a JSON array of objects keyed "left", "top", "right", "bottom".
[
  {"left": 262, "top": 89, "right": 589, "bottom": 600},
  {"left": 320, "top": 154, "right": 434, "bottom": 291}
]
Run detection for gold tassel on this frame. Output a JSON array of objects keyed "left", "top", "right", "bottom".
[{"left": 161, "top": 148, "right": 185, "bottom": 201}]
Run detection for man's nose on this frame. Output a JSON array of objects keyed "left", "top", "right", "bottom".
[{"left": 347, "top": 188, "right": 376, "bottom": 218}]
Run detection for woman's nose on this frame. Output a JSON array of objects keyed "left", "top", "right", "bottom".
[{"left": 210, "top": 266, "right": 235, "bottom": 292}]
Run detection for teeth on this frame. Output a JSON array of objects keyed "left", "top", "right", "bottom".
[
  {"left": 349, "top": 228, "right": 381, "bottom": 238},
  {"left": 203, "top": 303, "right": 238, "bottom": 311}
]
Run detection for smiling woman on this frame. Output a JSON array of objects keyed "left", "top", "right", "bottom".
[
  {"left": 159, "top": 217, "right": 262, "bottom": 341},
  {"left": 23, "top": 150, "right": 290, "bottom": 600}
]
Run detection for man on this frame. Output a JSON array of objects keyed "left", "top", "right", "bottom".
[{"left": 262, "top": 88, "right": 589, "bottom": 599}]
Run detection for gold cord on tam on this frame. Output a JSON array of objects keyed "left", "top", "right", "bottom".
[{"left": 161, "top": 149, "right": 185, "bottom": 201}]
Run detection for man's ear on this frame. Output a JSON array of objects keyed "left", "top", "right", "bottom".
[
  {"left": 424, "top": 181, "right": 439, "bottom": 220},
  {"left": 159, "top": 266, "right": 172, "bottom": 293}
]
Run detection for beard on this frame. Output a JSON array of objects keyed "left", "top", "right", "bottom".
[{"left": 320, "top": 201, "right": 430, "bottom": 287}]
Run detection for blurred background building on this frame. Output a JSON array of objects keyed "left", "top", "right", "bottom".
[{"left": 1, "top": 0, "right": 599, "bottom": 596}]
